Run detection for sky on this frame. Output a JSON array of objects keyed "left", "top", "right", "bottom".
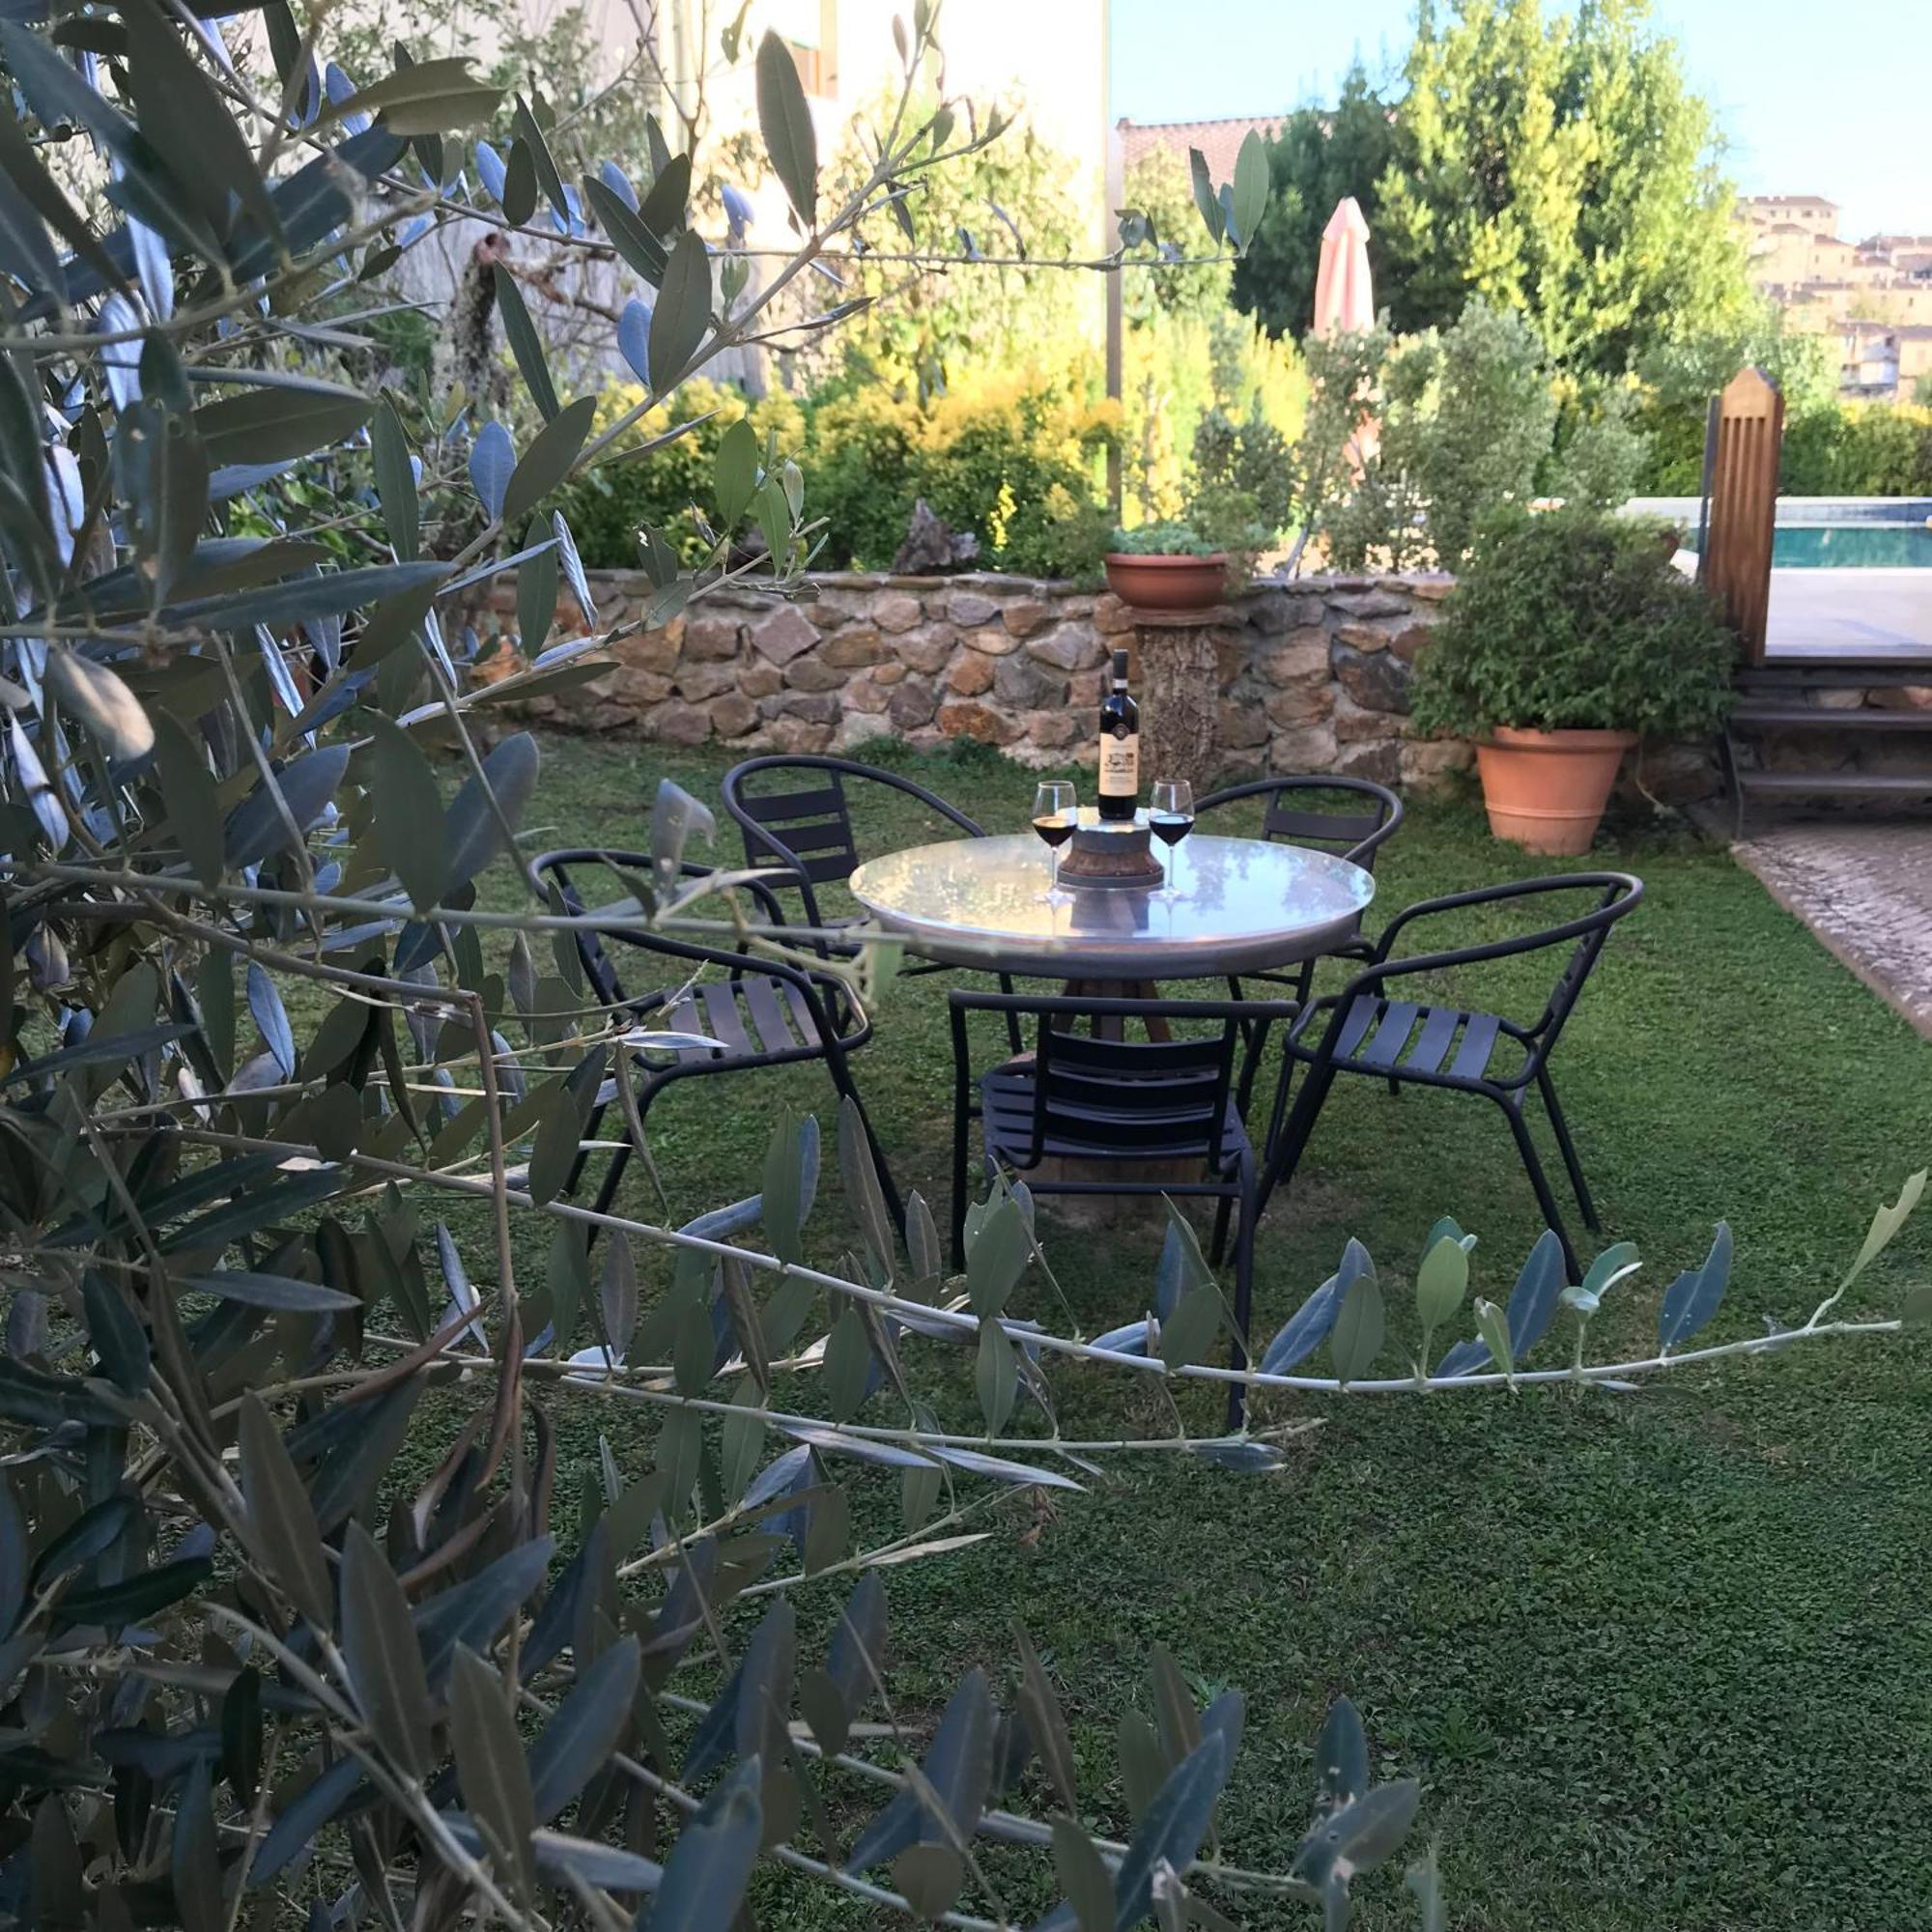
[{"left": 1108, "top": 0, "right": 1931, "bottom": 243}]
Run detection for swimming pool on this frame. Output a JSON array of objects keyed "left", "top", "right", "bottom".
[
  {"left": 1625, "top": 497, "right": 1932, "bottom": 571},
  {"left": 1773, "top": 523, "right": 1932, "bottom": 568}
]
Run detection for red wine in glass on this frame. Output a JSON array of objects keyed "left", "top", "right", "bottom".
[
  {"left": 1032, "top": 781, "right": 1077, "bottom": 902},
  {"left": 1150, "top": 779, "right": 1194, "bottom": 903}
]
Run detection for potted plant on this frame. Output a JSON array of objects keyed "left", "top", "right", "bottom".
[
  {"left": 1103, "top": 519, "right": 1229, "bottom": 610},
  {"left": 1409, "top": 508, "right": 1734, "bottom": 854},
  {"left": 1107, "top": 411, "right": 1287, "bottom": 610}
]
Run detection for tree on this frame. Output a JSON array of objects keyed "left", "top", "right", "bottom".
[
  {"left": 1121, "top": 149, "right": 1308, "bottom": 524},
  {"left": 799, "top": 87, "right": 1091, "bottom": 399},
  {"left": 1371, "top": 0, "right": 1754, "bottom": 376},
  {"left": 1631, "top": 302, "right": 1836, "bottom": 490},
  {"left": 0, "top": 2, "right": 1922, "bottom": 1922},
  {"left": 1230, "top": 66, "right": 1401, "bottom": 339}
]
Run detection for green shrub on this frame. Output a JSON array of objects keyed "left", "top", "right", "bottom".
[
  {"left": 1780, "top": 403, "right": 1932, "bottom": 496},
  {"left": 1548, "top": 387, "right": 1650, "bottom": 510},
  {"left": 1634, "top": 399, "right": 1932, "bottom": 497},
  {"left": 554, "top": 380, "right": 810, "bottom": 569},
  {"left": 1311, "top": 301, "right": 1581, "bottom": 571},
  {"left": 806, "top": 371, "right": 1117, "bottom": 578},
  {"left": 799, "top": 386, "right": 926, "bottom": 568},
  {"left": 1410, "top": 508, "right": 1735, "bottom": 740}
]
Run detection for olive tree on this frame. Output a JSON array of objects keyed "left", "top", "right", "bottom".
[{"left": 0, "top": 4, "right": 1924, "bottom": 1928}]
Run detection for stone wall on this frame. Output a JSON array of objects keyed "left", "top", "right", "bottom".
[{"left": 485, "top": 568, "right": 1473, "bottom": 789}]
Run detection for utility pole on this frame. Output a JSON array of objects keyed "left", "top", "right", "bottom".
[{"left": 1101, "top": 0, "right": 1122, "bottom": 520}]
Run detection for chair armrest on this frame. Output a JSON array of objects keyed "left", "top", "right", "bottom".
[
  {"left": 1366, "top": 873, "right": 1640, "bottom": 963},
  {"left": 1346, "top": 800, "right": 1404, "bottom": 867},
  {"left": 534, "top": 846, "right": 803, "bottom": 943}
]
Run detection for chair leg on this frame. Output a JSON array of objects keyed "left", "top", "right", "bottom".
[
  {"left": 1536, "top": 1065, "right": 1600, "bottom": 1231},
  {"left": 950, "top": 1120, "right": 971, "bottom": 1274},
  {"left": 1256, "top": 1063, "right": 1331, "bottom": 1219},
  {"left": 1225, "top": 1182, "right": 1258, "bottom": 1433},
  {"left": 1209, "top": 1194, "right": 1234, "bottom": 1266},
  {"left": 822, "top": 1046, "right": 905, "bottom": 1232},
  {"left": 997, "top": 975, "right": 1023, "bottom": 1057},
  {"left": 565, "top": 1100, "right": 609, "bottom": 1197},
  {"left": 1498, "top": 1095, "right": 1579, "bottom": 1279},
  {"left": 1229, "top": 976, "right": 1261, "bottom": 1117},
  {"left": 589, "top": 1140, "right": 633, "bottom": 1223},
  {"left": 580, "top": 1084, "right": 652, "bottom": 1254}
]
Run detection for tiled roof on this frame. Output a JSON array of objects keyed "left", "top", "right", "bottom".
[{"left": 1118, "top": 114, "right": 1287, "bottom": 184}]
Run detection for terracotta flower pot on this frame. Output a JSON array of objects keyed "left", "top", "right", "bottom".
[
  {"left": 1104, "top": 552, "right": 1228, "bottom": 612},
  {"left": 1474, "top": 726, "right": 1637, "bottom": 856}
]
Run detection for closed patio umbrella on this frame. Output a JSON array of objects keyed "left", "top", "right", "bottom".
[
  {"left": 1313, "top": 195, "right": 1376, "bottom": 336},
  {"left": 1313, "top": 195, "right": 1378, "bottom": 468}
]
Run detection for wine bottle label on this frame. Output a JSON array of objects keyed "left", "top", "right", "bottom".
[{"left": 1098, "top": 733, "right": 1140, "bottom": 797}]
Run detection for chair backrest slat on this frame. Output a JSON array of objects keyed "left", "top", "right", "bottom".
[
  {"left": 1044, "top": 1067, "right": 1226, "bottom": 1116},
  {"left": 724, "top": 755, "right": 991, "bottom": 925},
  {"left": 1041, "top": 1030, "right": 1225, "bottom": 1078},
  {"left": 763, "top": 826, "right": 857, "bottom": 867},
  {"left": 740, "top": 782, "right": 844, "bottom": 818},
  {"left": 1535, "top": 905, "right": 1621, "bottom": 1052},
  {"left": 1198, "top": 775, "right": 1403, "bottom": 869},
  {"left": 737, "top": 780, "right": 861, "bottom": 886},
  {"left": 1031, "top": 1018, "right": 1238, "bottom": 1167},
  {"left": 1263, "top": 804, "right": 1384, "bottom": 849},
  {"left": 1037, "top": 1109, "right": 1232, "bottom": 1154}
]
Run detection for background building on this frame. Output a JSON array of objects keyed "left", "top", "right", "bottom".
[{"left": 1741, "top": 194, "right": 1932, "bottom": 399}]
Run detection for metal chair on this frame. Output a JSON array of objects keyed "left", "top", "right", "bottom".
[
  {"left": 723, "top": 753, "right": 994, "bottom": 943},
  {"left": 1260, "top": 873, "right": 1643, "bottom": 1276},
  {"left": 949, "top": 990, "right": 1298, "bottom": 1429},
  {"left": 724, "top": 752, "right": 1021, "bottom": 1044},
  {"left": 1195, "top": 774, "right": 1404, "bottom": 1006},
  {"left": 531, "top": 847, "right": 902, "bottom": 1228}
]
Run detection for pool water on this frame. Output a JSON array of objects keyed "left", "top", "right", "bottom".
[{"left": 1772, "top": 524, "right": 1932, "bottom": 568}]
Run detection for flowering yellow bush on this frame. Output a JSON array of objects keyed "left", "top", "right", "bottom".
[
  {"left": 588, "top": 377, "right": 809, "bottom": 454},
  {"left": 804, "top": 369, "right": 1118, "bottom": 576},
  {"left": 556, "top": 368, "right": 1121, "bottom": 576}
]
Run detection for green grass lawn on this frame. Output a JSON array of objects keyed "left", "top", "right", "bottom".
[{"left": 491, "top": 731, "right": 1932, "bottom": 1931}]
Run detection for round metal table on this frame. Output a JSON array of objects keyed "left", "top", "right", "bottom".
[{"left": 849, "top": 826, "right": 1375, "bottom": 980}]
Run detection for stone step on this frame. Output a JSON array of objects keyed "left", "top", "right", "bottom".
[
  {"left": 1735, "top": 771, "right": 1932, "bottom": 796},
  {"left": 1731, "top": 703, "right": 1932, "bottom": 732}
]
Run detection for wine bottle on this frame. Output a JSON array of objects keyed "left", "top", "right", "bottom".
[{"left": 1096, "top": 647, "right": 1140, "bottom": 823}]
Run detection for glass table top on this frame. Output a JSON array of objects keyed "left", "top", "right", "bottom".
[{"left": 849, "top": 829, "right": 1375, "bottom": 979}]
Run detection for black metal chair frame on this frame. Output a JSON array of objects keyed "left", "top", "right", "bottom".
[
  {"left": 723, "top": 753, "right": 989, "bottom": 941},
  {"left": 723, "top": 751, "right": 1022, "bottom": 1045},
  {"left": 1196, "top": 771, "right": 1404, "bottom": 997},
  {"left": 1259, "top": 872, "right": 1643, "bottom": 1277},
  {"left": 530, "top": 847, "right": 902, "bottom": 1230},
  {"left": 949, "top": 990, "right": 1298, "bottom": 1429}
]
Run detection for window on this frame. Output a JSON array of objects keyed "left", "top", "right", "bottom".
[
  {"left": 788, "top": 41, "right": 827, "bottom": 94},
  {"left": 773, "top": 0, "right": 838, "bottom": 97}
]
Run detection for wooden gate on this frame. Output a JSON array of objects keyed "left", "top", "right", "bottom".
[{"left": 1701, "top": 367, "right": 1784, "bottom": 665}]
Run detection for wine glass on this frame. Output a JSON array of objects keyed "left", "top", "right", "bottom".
[
  {"left": 1031, "top": 781, "right": 1077, "bottom": 904},
  {"left": 1150, "top": 779, "right": 1195, "bottom": 904}
]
